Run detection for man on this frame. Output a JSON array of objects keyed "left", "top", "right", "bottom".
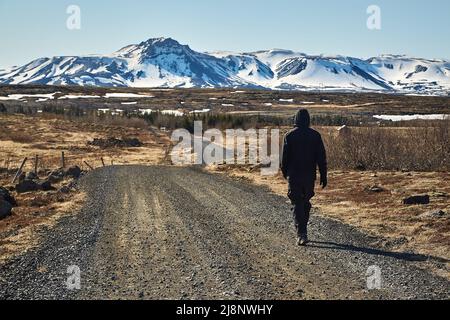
[{"left": 281, "top": 109, "right": 327, "bottom": 246}]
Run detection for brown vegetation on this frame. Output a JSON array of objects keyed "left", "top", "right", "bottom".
[
  {"left": 0, "top": 113, "right": 170, "bottom": 262},
  {"left": 320, "top": 122, "right": 450, "bottom": 172}
]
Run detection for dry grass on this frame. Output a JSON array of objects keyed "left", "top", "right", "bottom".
[
  {"left": 0, "top": 190, "right": 86, "bottom": 263},
  {"left": 320, "top": 122, "right": 450, "bottom": 171},
  {"left": 0, "top": 113, "right": 170, "bottom": 262},
  {"left": 0, "top": 113, "right": 171, "bottom": 173}
]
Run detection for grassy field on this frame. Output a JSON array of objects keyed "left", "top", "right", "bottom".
[{"left": 1, "top": 84, "right": 450, "bottom": 117}]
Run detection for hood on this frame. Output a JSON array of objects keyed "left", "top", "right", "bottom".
[{"left": 294, "top": 109, "right": 311, "bottom": 128}]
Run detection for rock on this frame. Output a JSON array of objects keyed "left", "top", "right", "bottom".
[
  {"left": 403, "top": 195, "right": 430, "bottom": 205},
  {"left": 0, "top": 102, "right": 6, "bottom": 113},
  {"left": 47, "top": 169, "right": 64, "bottom": 183},
  {"left": 123, "top": 138, "right": 143, "bottom": 148},
  {"left": 355, "top": 162, "right": 366, "bottom": 171},
  {"left": 59, "top": 186, "right": 71, "bottom": 194},
  {"left": 39, "top": 180, "right": 56, "bottom": 191},
  {"left": 88, "top": 137, "right": 143, "bottom": 149},
  {"left": 47, "top": 175, "right": 62, "bottom": 184},
  {"left": 366, "top": 185, "right": 384, "bottom": 193},
  {"left": 420, "top": 210, "right": 447, "bottom": 218},
  {"left": 0, "top": 186, "right": 17, "bottom": 206},
  {"left": 25, "top": 172, "right": 38, "bottom": 181},
  {"left": 65, "top": 166, "right": 81, "bottom": 179},
  {"left": 0, "top": 199, "right": 13, "bottom": 219},
  {"left": 18, "top": 172, "right": 26, "bottom": 182},
  {"left": 15, "top": 180, "right": 41, "bottom": 193}
]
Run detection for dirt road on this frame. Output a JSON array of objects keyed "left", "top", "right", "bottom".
[{"left": 1, "top": 166, "right": 448, "bottom": 300}]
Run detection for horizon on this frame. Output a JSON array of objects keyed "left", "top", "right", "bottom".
[{"left": 1, "top": 0, "right": 450, "bottom": 68}]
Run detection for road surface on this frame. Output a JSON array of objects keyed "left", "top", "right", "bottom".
[{"left": 1, "top": 166, "right": 448, "bottom": 299}]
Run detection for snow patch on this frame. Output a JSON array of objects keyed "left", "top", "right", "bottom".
[
  {"left": 189, "top": 109, "right": 211, "bottom": 114},
  {"left": 58, "top": 95, "right": 101, "bottom": 99},
  {"left": 373, "top": 114, "right": 449, "bottom": 122},
  {"left": 279, "top": 99, "right": 294, "bottom": 103},
  {"left": 104, "top": 93, "right": 154, "bottom": 98}
]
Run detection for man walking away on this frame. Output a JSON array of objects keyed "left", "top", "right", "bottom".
[{"left": 281, "top": 109, "right": 327, "bottom": 246}]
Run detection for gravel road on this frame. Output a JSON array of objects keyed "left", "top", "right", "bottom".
[{"left": 1, "top": 166, "right": 449, "bottom": 300}]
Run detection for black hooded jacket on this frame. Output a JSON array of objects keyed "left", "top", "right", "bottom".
[{"left": 281, "top": 110, "right": 327, "bottom": 185}]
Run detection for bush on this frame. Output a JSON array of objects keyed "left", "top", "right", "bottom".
[{"left": 322, "top": 121, "right": 450, "bottom": 171}]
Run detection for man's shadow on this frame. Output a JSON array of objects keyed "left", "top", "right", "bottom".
[{"left": 307, "top": 241, "right": 449, "bottom": 264}]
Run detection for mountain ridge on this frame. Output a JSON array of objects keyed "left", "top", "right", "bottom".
[{"left": 1, "top": 37, "right": 449, "bottom": 95}]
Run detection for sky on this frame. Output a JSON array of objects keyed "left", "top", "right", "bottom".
[{"left": 0, "top": 0, "right": 449, "bottom": 68}]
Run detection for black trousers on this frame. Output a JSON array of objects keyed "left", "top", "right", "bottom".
[{"left": 288, "top": 181, "right": 315, "bottom": 236}]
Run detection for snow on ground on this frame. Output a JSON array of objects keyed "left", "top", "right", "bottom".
[
  {"left": 373, "top": 114, "right": 449, "bottom": 122},
  {"left": 104, "top": 93, "right": 154, "bottom": 98},
  {"left": 58, "top": 95, "right": 101, "bottom": 99},
  {"left": 279, "top": 99, "right": 294, "bottom": 103},
  {"left": 189, "top": 109, "right": 211, "bottom": 114},
  {"left": 121, "top": 102, "right": 138, "bottom": 105},
  {"left": 97, "top": 108, "right": 125, "bottom": 116},
  {"left": 0, "top": 93, "right": 59, "bottom": 101},
  {"left": 221, "top": 104, "right": 234, "bottom": 107},
  {"left": 161, "top": 110, "right": 184, "bottom": 117},
  {"left": 139, "top": 109, "right": 153, "bottom": 115}
]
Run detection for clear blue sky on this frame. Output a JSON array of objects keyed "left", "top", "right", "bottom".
[{"left": 1, "top": 0, "right": 449, "bottom": 68}]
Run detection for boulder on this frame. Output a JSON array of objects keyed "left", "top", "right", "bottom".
[
  {"left": 355, "top": 162, "right": 366, "bottom": 171},
  {"left": 0, "top": 186, "right": 17, "bottom": 206},
  {"left": 59, "top": 185, "right": 71, "bottom": 194},
  {"left": 123, "top": 138, "right": 143, "bottom": 147},
  {"left": 47, "top": 169, "right": 64, "bottom": 183},
  {"left": 39, "top": 180, "right": 56, "bottom": 191},
  {"left": 26, "top": 172, "right": 38, "bottom": 181},
  {"left": 65, "top": 166, "right": 81, "bottom": 179},
  {"left": 0, "top": 200, "right": 13, "bottom": 219},
  {"left": 15, "top": 180, "right": 41, "bottom": 193},
  {"left": 18, "top": 172, "right": 26, "bottom": 182},
  {"left": 403, "top": 195, "right": 430, "bottom": 205}
]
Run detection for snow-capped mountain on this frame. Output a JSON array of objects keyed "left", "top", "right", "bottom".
[{"left": 1, "top": 37, "right": 449, "bottom": 95}]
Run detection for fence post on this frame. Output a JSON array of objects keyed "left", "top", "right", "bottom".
[
  {"left": 83, "top": 161, "right": 94, "bottom": 171},
  {"left": 61, "top": 151, "right": 65, "bottom": 169},
  {"left": 12, "top": 157, "right": 28, "bottom": 184},
  {"left": 34, "top": 155, "right": 39, "bottom": 175}
]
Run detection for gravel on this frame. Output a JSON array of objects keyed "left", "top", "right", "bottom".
[{"left": 0, "top": 166, "right": 448, "bottom": 300}]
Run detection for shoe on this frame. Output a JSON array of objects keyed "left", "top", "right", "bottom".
[{"left": 297, "top": 234, "right": 308, "bottom": 246}]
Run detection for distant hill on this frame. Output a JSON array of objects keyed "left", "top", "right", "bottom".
[{"left": 1, "top": 37, "right": 449, "bottom": 95}]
